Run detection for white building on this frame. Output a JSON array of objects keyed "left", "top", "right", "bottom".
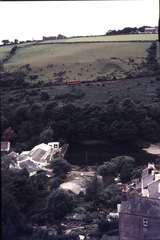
[
  {"left": 140, "top": 163, "right": 160, "bottom": 198},
  {"left": 17, "top": 142, "right": 60, "bottom": 175}
]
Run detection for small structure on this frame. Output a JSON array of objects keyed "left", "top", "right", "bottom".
[
  {"left": 42, "top": 36, "right": 57, "bottom": 41},
  {"left": 119, "top": 195, "right": 160, "bottom": 240},
  {"left": 1, "top": 141, "right": 10, "bottom": 152},
  {"left": 144, "top": 27, "right": 158, "bottom": 34},
  {"left": 9, "top": 142, "right": 62, "bottom": 175},
  {"left": 140, "top": 163, "right": 160, "bottom": 198}
]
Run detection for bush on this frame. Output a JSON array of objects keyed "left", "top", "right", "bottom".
[
  {"left": 46, "top": 189, "right": 75, "bottom": 225},
  {"left": 40, "top": 91, "right": 50, "bottom": 101},
  {"left": 98, "top": 184, "right": 122, "bottom": 209},
  {"left": 30, "top": 74, "right": 38, "bottom": 80},
  {"left": 29, "top": 103, "right": 43, "bottom": 121},
  {"left": 85, "top": 175, "right": 102, "bottom": 204},
  {"left": 109, "top": 119, "right": 138, "bottom": 142},
  {"left": 111, "top": 155, "right": 135, "bottom": 182},
  {"left": 40, "top": 126, "right": 54, "bottom": 143},
  {"left": 14, "top": 105, "right": 29, "bottom": 123},
  {"left": 51, "top": 159, "right": 71, "bottom": 177},
  {"left": 97, "top": 162, "right": 117, "bottom": 178},
  {"left": 1, "top": 115, "right": 9, "bottom": 132}
]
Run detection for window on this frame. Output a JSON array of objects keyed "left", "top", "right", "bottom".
[
  {"left": 54, "top": 144, "right": 58, "bottom": 148},
  {"left": 143, "top": 218, "right": 149, "bottom": 228}
]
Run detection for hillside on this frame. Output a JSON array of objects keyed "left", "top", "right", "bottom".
[{"left": 0, "top": 41, "right": 154, "bottom": 83}]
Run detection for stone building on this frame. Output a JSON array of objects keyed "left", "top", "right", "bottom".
[{"left": 119, "top": 195, "right": 160, "bottom": 240}]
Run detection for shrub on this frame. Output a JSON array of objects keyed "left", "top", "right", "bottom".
[
  {"left": 29, "top": 103, "right": 43, "bottom": 121},
  {"left": 46, "top": 189, "right": 75, "bottom": 231},
  {"left": 109, "top": 120, "right": 138, "bottom": 142},
  {"left": 30, "top": 74, "right": 38, "bottom": 80},
  {"left": 98, "top": 184, "right": 122, "bottom": 209},
  {"left": 40, "top": 91, "right": 50, "bottom": 101},
  {"left": 51, "top": 159, "right": 71, "bottom": 177},
  {"left": 14, "top": 105, "right": 29, "bottom": 123},
  {"left": 97, "top": 162, "right": 117, "bottom": 178},
  {"left": 40, "top": 126, "right": 54, "bottom": 143}
]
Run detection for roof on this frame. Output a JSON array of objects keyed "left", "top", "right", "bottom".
[
  {"left": 1, "top": 142, "right": 10, "bottom": 152},
  {"left": 143, "top": 144, "right": 160, "bottom": 156}
]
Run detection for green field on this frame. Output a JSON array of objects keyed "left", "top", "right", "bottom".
[
  {"left": 3, "top": 41, "right": 152, "bottom": 83},
  {"left": 0, "top": 45, "right": 12, "bottom": 60},
  {"left": 39, "top": 34, "right": 158, "bottom": 43}
]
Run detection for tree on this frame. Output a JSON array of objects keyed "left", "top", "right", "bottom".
[
  {"left": 85, "top": 174, "right": 102, "bottom": 207},
  {"left": 40, "top": 126, "right": 54, "bottom": 143},
  {"left": 40, "top": 91, "right": 50, "bottom": 101},
  {"left": 158, "top": 0, "right": 160, "bottom": 43},
  {"left": 109, "top": 119, "right": 138, "bottom": 142},
  {"left": 1, "top": 115, "right": 9, "bottom": 133},
  {"left": 98, "top": 162, "right": 117, "bottom": 178},
  {"left": 2, "top": 39, "right": 10, "bottom": 45},
  {"left": 139, "top": 117, "right": 160, "bottom": 141},
  {"left": 110, "top": 155, "right": 135, "bottom": 183},
  {"left": 29, "top": 103, "right": 43, "bottom": 121},
  {"left": 14, "top": 39, "right": 19, "bottom": 44},
  {"left": 51, "top": 158, "right": 71, "bottom": 177},
  {"left": 57, "top": 34, "right": 66, "bottom": 39},
  {"left": 14, "top": 105, "right": 29, "bottom": 123},
  {"left": 98, "top": 184, "right": 122, "bottom": 209},
  {"left": 46, "top": 189, "right": 75, "bottom": 234}
]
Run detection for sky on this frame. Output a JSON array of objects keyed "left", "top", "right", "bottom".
[{"left": 0, "top": 0, "right": 159, "bottom": 42}]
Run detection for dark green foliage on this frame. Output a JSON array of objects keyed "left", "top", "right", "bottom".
[
  {"left": 110, "top": 155, "right": 135, "bottom": 172},
  {"left": 146, "top": 41, "right": 159, "bottom": 70},
  {"left": 97, "top": 162, "right": 117, "bottom": 177},
  {"left": 98, "top": 217, "right": 118, "bottom": 234},
  {"left": 10, "top": 45, "right": 17, "bottom": 55},
  {"left": 40, "top": 126, "right": 54, "bottom": 143},
  {"left": 111, "top": 155, "right": 135, "bottom": 182},
  {"left": 1, "top": 115, "right": 9, "bottom": 132},
  {"left": 43, "top": 101, "right": 57, "bottom": 120},
  {"left": 1, "top": 96, "right": 160, "bottom": 153},
  {"left": 131, "top": 167, "right": 142, "bottom": 180},
  {"left": 46, "top": 189, "right": 75, "bottom": 224},
  {"left": 51, "top": 158, "right": 71, "bottom": 177},
  {"left": 30, "top": 74, "right": 38, "bottom": 80},
  {"left": 14, "top": 105, "right": 29, "bottom": 123},
  {"left": 98, "top": 184, "right": 122, "bottom": 209},
  {"left": 85, "top": 175, "right": 102, "bottom": 203},
  {"left": 29, "top": 103, "right": 43, "bottom": 121},
  {"left": 40, "top": 91, "right": 50, "bottom": 101},
  {"left": 139, "top": 117, "right": 160, "bottom": 141},
  {"left": 51, "top": 176, "right": 63, "bottom": 189},
  {"left": 109, "top": 119, "right": 138, "bottom": 142}
]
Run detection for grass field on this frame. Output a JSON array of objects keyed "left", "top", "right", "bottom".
[
  {"left": 39, "top": 34, "right": 158, "bottom": 43},
  {"left": 1, "top": 36, "right": 159, "bottom": 113},
  {"left": 3, "top": 41, "right": 152, "bottom": 83},
  {"left": 0, "top": 45, "right": 12, "bottom": 60}
]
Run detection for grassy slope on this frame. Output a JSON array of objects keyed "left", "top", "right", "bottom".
[
  {"left": 4, "top": 41, "right": 152, "bottom": 83},
  {"left": 0, "top": 45, "right": 12, "bottom": 60},
  {"left": 39, "top": 34, "right": 158, "bottom": 43},
  {"left": 1, "top": 38, "right": 159, "bottom": 109}
]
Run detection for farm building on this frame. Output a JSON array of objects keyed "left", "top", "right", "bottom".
[
  {"left": 43, "top": 36, "right": 57, "bottom": 41},
  {"left": 144, "top": 27, "right": 158, "bottom": 34}
]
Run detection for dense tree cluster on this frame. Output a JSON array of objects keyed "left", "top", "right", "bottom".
[{"left": 1, "top": 97, "right": 160, "bottom": 152}]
